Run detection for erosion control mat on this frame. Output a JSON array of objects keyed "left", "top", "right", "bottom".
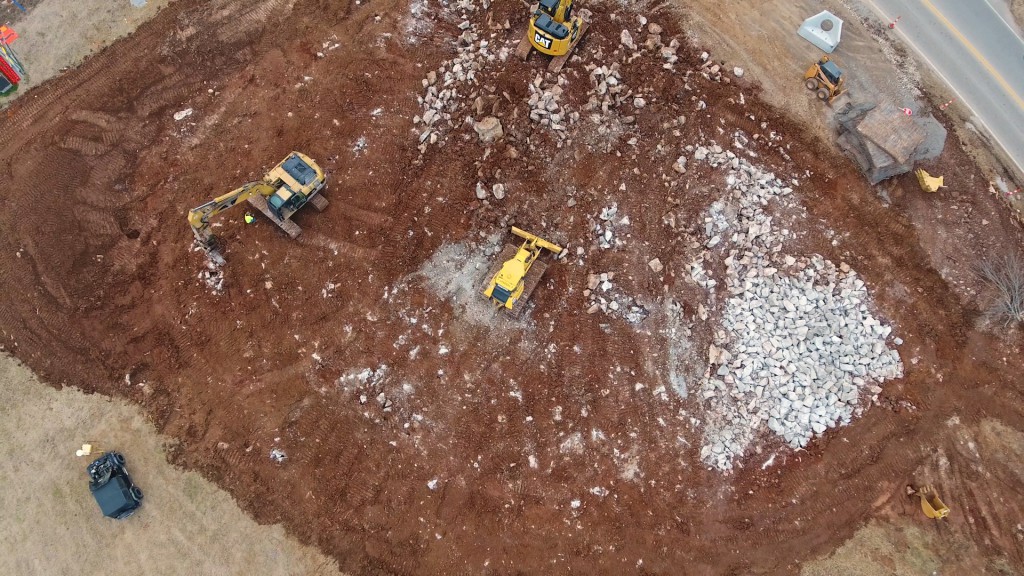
[{"left": 1, "top": 0, "right": 1023, "bottom": 573}]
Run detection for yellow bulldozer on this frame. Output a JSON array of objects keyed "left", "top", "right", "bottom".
[
  {"left": 515, "top": 0, "right": 591, "bottom": 72},
  {"left": 483, "top": 227, "right": 564, "bottom": 313},
  {"left": 804, "top": 56, "right": 846, "bottom": 104},
  {"left": 187, "top": 151, "right": 327, "bottom": 263}
]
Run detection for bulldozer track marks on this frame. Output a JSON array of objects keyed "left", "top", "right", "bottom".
[
  {"left": 68, "top": 110, "right": 120, "bottom": 131},
  {"left": 215, "top": 0, "right": 295, "bottom": 44},
  {"left": 338, "top": 202, "right": 393, "bottom": 227},
  {"left": 298, "top": 232, "right": 380, "bottom": 261},
  {"left": 76, "top": 206, "right": 125, "bottom": 240},
  {"left": 59, "top": 135, "right": 111, "bottom": 157}
]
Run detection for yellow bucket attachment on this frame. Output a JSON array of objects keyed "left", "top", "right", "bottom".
[
  {"left": 910, "top": 485, "right": 950, "bottom": 519},
  {"left": 915, "top": 169, "right": 945, "bottom": 193}
]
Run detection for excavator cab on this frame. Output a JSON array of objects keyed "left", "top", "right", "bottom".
[{"left": 264, "top": 153, "right": 325, "bottom": 221}]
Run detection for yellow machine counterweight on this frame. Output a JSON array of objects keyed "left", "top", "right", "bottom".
[
  {"left": 484, "top": 227, "right": 564, "bottom": 312},
  {"left": 515, "top": 0, "right": 591, "bottom": 72}
]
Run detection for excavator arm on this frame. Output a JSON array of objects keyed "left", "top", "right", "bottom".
[{"left": 187, "top": 181, "right": 278, "bottom": 247}]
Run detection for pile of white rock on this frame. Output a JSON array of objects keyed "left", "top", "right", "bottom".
[
  {"left": 526, "top": 74, "right": 579, "bottom": 136},
  {"left": 413, "top": 0, "right": 508, "bottom": 152},
  {"left": 621, "top": 21, "right": 682, "bottom": 69},
  {"left": 594, "top": 203, "right": 627, "bottom": 250},
  {"left": 199, "top": 258, "right": 224, "bottom": 294},
  {"left": 584, "top": 64, "right": 630, "bottom": 118},
  {"left": 583, "top": 271, "right": 650, "bottom": 324},
  {"left": 690, "top": 145, "right": 904, "bottom": 471}
]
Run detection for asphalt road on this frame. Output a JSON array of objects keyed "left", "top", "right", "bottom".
[{"left": 862, "top": 0, "right": 1024, "bottom": 174}]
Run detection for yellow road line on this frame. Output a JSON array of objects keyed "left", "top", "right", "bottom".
[{"left": 920, "top": 0, "right": 1024, "bottom": 109}]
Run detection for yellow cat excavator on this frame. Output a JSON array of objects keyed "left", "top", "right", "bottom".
[
  {"left": 515, "top": 0, "right": 591, "bottom": 72},
  {"left": 187, "top": 152, "right": 327, "bottom": 263},
  {"left": 483, "top": 227, "right": 564, "bottom": 313}
]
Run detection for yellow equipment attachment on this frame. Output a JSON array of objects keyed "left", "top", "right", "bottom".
[
  {"left": 515, "top": 0, "right": 590, "bottom": 72},
  {"left": 804, "top": 56, "right": 847, "bottom": 104},
  {"left": 915, "top": 169, "right": 945, "bottom": 193},
  {"left": 908, "top": 484, "right": 950, "bottom": 519},
  {"left": 483, "top": 227, "right": 564, "bottom": 312},
  {"left": 187, "top": 152, "right": 327, "bottom": 263}
]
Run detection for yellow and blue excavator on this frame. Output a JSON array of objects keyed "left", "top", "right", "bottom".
[
  {"left": 187, "top": 152, "right": 328, "bottom": 263},
  {"left": 515, "top": 0, "right": 590, "bottom": 72},
  {"left": 484, "top": 227, "right": 564, "bottom": 313}
]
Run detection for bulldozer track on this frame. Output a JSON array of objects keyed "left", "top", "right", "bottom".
[
  {"left": 59, "top": 135, "right": 110, "bottom": 157},
  {"left": 216, "top": 0, "right": 295, "bottom": 44},
  {"left": 297, "top": 232, "right": 381, "bottom": 261}
]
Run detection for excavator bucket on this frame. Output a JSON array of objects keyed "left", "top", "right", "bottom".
[
  {"left": 910, "top": 485, "right": 950, "bottom": 519},
  {"left": 915, "top": 169, "right": 945, "bottom": 193}
]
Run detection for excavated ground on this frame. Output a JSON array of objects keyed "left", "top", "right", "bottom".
[{"left": 0, "top": 0, "right": 1022, "bottom": 574}]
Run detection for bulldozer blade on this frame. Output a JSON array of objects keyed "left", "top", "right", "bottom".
[
  {"left": 247, "top": 195, "right": 302, "bottom": 239},
  {"left": 511, "top": 226, "right": 564, "bottom": 255}
]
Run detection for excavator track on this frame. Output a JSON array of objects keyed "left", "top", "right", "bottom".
[
  {"left": 246, "top": 195, "right": 303, "bottom": 238},
  {"left": 308, "top": 193, "right": 329, "bottom": 212},
  {"left": 548, "top": 13, "right": 590, "bottom": 73},
  {"left": 515, "top": 3, "right": 541, "bottom": 61}
]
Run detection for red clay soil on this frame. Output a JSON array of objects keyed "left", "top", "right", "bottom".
[{"left": 0, "top": 0, "right": 1022, "bottom": 574}]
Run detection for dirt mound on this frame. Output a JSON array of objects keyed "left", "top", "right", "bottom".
[{"left": 0, "top": 0, "right": 1022, "bottom": 574}]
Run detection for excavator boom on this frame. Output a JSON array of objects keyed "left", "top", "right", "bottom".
[{"left": 188, "top": 182, "right": 278, "bottom": 245}]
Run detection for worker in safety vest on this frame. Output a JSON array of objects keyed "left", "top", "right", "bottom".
[{"left": 244, "top": 212, "right": 255, "bottom": 224}]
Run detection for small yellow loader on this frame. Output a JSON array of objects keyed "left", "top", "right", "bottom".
[{"left": 804, "top": 56, "right": 846, "bottom": 104}]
